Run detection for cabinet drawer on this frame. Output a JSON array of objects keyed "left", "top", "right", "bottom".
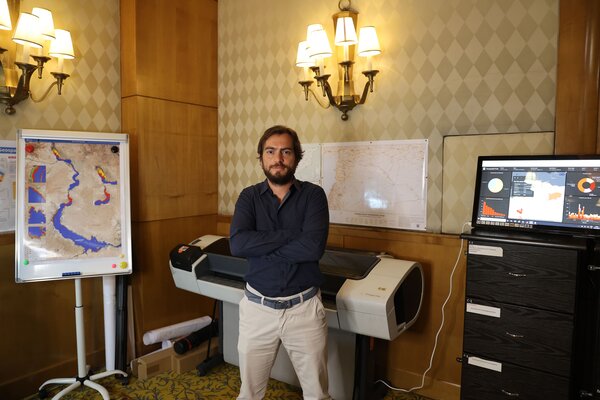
[
  {"left": 461, "top": 354, "right": 570, "bottom": 400},
  {"left": 467, "top": 241, "right": 577, "bottom": 313},
  {"left": 463, "top": 299, "right": 574, "bottom": 376}
]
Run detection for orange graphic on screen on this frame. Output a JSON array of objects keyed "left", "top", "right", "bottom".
[
  {"left": 481, "top": 201, "right": 506, "bottom": 217},
  {"left": 577, "top": 178, "right": 596, "bottom": 193},
  {"left": 548, "top": 192, "right": 562, "bottom": 200},
  {"left": 568, "top": 204, "right": 600, "bottom": 221}
]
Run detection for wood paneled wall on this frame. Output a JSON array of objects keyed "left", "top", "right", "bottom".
[
  {"left": 555, "top": 0, "right": 600, "bottom": 154},
  {"left": 121, "top": 0, "right": 217, "bottom": 106},
  {"left": 120, "top": 0, "right": 219, "bottom": 357},
  {"left": 122, "top": 96, "right": 218, "bottom": 222}
]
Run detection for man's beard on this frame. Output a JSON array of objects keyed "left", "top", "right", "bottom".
[{"left": 263, "top": 162, "right": 296, "bottom": 185}]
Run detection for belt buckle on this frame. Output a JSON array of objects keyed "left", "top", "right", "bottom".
[{"left": 275, "top": 299, "right": 292, "bottom": 309}]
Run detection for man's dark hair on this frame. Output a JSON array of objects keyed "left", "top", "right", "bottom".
[{"left": 257, "top": 125, "right": 304, "bottom": 162}]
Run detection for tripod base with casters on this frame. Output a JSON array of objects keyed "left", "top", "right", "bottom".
[
  {"left": 38, "top": 278, "right": 127, "bottom": 400},
  {"left": 38, "top": 368, "right": 127, "bottom": 399}
]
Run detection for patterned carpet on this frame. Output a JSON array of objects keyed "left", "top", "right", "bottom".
[{"left": 29, "top": 362, "right": 431, "bottom": 400}]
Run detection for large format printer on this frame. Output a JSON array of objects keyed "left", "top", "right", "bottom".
[{"left": 170, "top": 235, "right": 424, "bottom": 399}]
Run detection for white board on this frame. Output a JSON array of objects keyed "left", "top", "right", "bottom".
[
  {"left": 321, "top": 140, "right": 428, "bottom": 230},
  {"left": 15, "top": 129, "right": 132, "bottom": 282}
]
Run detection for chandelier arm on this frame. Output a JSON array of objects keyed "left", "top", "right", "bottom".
[
  {"left": 15, "top": 64, "right": 35, "bottom": 98},
  {"left": 29, "top": 81, "right": 58, "bottom": 103},
  {"left": 309, "top": 88, "right": 331, "bottom": 109},
  {"left": 321, "top": 79, "right": 338, "bottom": 107},
  {"left": 358, "top": 70, "right": 379, "bottom": 104},
  {"left": 357, "top": 80, "right": 371, "bottom": 105}
]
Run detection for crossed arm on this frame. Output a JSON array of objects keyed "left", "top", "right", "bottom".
[{"left": 229, "top": 187, "right": 329, "bottom": 263}]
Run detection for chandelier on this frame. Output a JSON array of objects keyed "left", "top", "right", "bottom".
[
  {"left": 295, "top": 0, "right": 381, "bottom": 121},
  {"left": 0, "top": 0, "right": 75, "bottom": 115}
]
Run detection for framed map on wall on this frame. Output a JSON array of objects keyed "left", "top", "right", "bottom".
[
  {"left": 322, "top": 140, "right": 428, "bottom": 231},
  {"left": 15, "top": 129, "right": 132, "bottom": 282}
]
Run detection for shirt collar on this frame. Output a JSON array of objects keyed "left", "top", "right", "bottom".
[{"left": 259, "top": 178, "right": 301, "bottom": 195}]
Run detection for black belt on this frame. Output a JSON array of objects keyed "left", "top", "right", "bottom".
[{"left": 244, "top": 286, "right": 318, "bottom": 310}]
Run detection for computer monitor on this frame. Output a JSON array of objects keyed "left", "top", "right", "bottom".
[{"left": 471, "top": 155, "right": 600, "bottom": 236}]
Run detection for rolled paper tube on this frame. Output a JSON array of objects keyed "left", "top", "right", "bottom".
[{"left": 142, "top": 316, "right": 212, "bottom": 345}]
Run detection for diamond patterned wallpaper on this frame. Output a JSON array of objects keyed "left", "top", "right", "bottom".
[
  {"left": 218, "top": 0, "right": 558, "bottom": 232},
  {"left": 2, "top": 0, "right": 120, "bottom": 137}
]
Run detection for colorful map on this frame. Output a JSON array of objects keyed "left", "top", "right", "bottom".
[{"left": 23, "top": 139, "right": 123, "bottom": 262}]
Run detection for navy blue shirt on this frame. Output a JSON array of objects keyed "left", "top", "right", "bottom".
[{"left": 229, "top": 179, "right": 329, "bottom": 297}]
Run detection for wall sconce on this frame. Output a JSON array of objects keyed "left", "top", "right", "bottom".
[
  {"left": 0, "top": 0, "right": 75, "bottom": 115},
  {"left": 296, "top": 0, "right": 381, "bottom": 121}
]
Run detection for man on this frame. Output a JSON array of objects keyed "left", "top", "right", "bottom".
[{"left": 229, "top": 125, "right": 331, "bottom": 400}]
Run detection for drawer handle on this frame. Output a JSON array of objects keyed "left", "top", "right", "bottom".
[
  {"left": 507, "top": 272, "right": 527, "bottom": 277},
  {"left": 501, "top": 389, "right": 520, "bottom": 397},
  {"left": 505, "top": 331, "right": 524, "bottom": 338}
]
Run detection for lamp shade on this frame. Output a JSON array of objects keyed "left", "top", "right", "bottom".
[
  {"left": 307, "top": 27, "right": 332, "bottom": 58},
  {"left": 49, "top": 29, "right": 75, "bottom": 59},
  {"left": 12, "top": 13, "right": 43, "bottom": 48},
  {"left": 0, "top": 0, "right": 11, "bottom": 30},
  {"left": 306, "top": 24, "right": 323, "bottom": 40},
  {"left": 334, "top": 17, "right": 358, "bottom": 46},
  {"left": 32, "top": 8, "right": 55, "bottom": 40},
  {"left": 357, "top": 26, "right": 381, "bottom": 56},
  {"left": 295, "top": 41, "right": 314, "bottom": 67}
]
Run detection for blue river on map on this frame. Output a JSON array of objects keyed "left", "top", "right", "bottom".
[
  {"left": 53, "top": 150, "right": 118, "bottom": 253},
  {"left": 94, "top": 196, "right": 110, "bottom": 206}
]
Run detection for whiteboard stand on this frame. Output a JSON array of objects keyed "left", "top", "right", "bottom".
[{"left": 38, "top": 278, "right": 127, "bottom": 400}]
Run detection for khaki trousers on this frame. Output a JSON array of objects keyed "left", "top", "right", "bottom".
[{"left": 237, "top": 290, "right": 331, "bottom": 400}]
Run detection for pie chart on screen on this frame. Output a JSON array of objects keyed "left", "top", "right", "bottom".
[
  {"left": 577, "top": 177, "right": 596, "bottom": 193},
  {"left": 488, "top": 178, "right": 504, "bottom": 193}
]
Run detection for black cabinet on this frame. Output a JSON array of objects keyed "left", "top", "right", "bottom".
[{"left": 460, "top": 233, "right": 600, "bottom": 400}]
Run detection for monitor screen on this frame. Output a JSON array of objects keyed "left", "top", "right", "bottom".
[{"left": 472, "top": 155, "right": 600, "bottom": 236}]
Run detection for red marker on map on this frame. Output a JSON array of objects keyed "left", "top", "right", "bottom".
[{"left": 25, "top": 144, "right": 34, "bottom": 153}]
